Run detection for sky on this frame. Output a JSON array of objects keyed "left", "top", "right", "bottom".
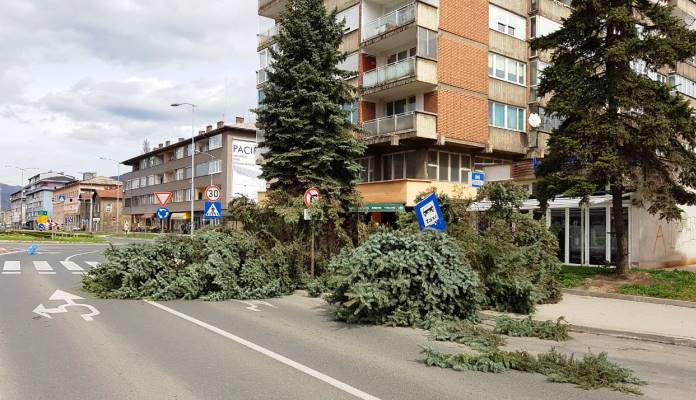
[{"left": 0, "top": 0, "right": 264, "bottom": 185}]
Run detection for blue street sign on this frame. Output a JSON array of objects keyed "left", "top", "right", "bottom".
[
  {"left": 414, "top": 192, "right": 446, "bottom": 232},
  {"left": 58, "top": 195, "right": 66, "bottom": 202},
  {"left": 471, "top": 172, "right": 485, "bottom": 188},
  {"left": 156, "top": 207, "right": 170, "bottom": 220},
  {"left": 37, "top": 224, "right": 46, "bottom": 231},
  {"left": 204, "top": 202, "right": 222, "bottom": 220}
]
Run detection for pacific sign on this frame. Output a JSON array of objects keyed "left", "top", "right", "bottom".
[{"left": 232, "top": 141, "right": 258, "bottom": 165}]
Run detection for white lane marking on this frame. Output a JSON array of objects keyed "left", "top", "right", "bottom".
[
  {"left": 146, "top": 301, "right": 381, "bottom": 400},
  {"left": 60, "top": 261, "right": 84, "bottom": 272},
  {"left": 65, "top": 250, "right": 101, "bottom": 262},
  {"left": 2, "top": 261, "right": 20, "bottom": 273},
  {"left": 34, "top": 261, "right": 57, "bottom": 275},
  {"left": 85, "top": 261, "right": 100, "bottom": 268}
]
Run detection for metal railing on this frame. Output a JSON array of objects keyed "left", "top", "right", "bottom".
[
  {"left": 258, "top": 25, "right": 279, "bottom": 45},
  {"left": 362, "top": 112, "right": 416, "bottom": 137},
  {"left": 362, "top": 56, "right": 416, "bottom": 88},
  {"left": 362, "top": 2, "right": 416, "bottom": 41}
]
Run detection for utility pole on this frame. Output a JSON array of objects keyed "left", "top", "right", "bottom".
[{"left": 171, "top": 102, "right": 197, "bottom": 236}]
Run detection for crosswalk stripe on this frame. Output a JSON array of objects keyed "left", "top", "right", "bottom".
[
  {"left": 34, "top": 261, "right": 56, "bottom": 274},
  {"left": 2, "top": 261, "right": 21, "bottom": 274},
  {"left": 60, "top": 261, "right": 85, "bottom": 275}
]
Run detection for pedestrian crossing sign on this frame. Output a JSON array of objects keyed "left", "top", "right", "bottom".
[{"left": 204, "top": 201, "right": 222, "bottom": 219}]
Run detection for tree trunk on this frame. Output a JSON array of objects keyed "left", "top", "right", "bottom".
[{"left": 612, "top": 185, "right": 629, "bottom": 276}]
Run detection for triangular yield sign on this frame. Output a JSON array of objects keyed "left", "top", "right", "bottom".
[
  {"left": 154, "top": 192, "right": 173, "bottom": 207},
  {"left": 206, "top": 203, "right": 220, "bottom": 217}
]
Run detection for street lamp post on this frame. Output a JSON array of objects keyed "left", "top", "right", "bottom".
[
  {"left": 171, "top": 102, "right": 196, "bottom": 236},
  {"left": 99, "top": 157, "right": 122, "bottom": 233}
]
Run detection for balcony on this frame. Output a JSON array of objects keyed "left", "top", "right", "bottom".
[
  {"left": 363, "top": 3, "right": 416, "bottom": 42},
  {"left": 257, "top": 25, "right": 278, "bottom": 50},
  {"left": 362, "top": 111, "right": 437, "bottom": 143},
  {"left": 488, "top": 127, "right": 528, "bottom": 155},
  {"left": 530, "top": 0, "right": 572, "bottom": 22},
  {"left": 361, "top": 57, "right": 436, "bottom": 99},
  {"left": 357, "top": 179, "right": 477, "bottom": 207},
  {"left": 258, "top": 0, "right": 288, "bottom": 19},
  {"left": 361, "top": 1, "right": 438, "bottom": 53}
]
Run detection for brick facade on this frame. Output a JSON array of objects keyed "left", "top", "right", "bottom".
[
  {"left": 439, "top": 0, "right": 489, "bottom": 45},
  {"left": 424, "top": 91, "right": 438, "bottom": 113},
  {"left": 359, "top": 101, "right": 376, "bottom": 124},
  {"left": 438, "top": 36, "right": 488, "bottom": 95},
  {"left": 438, "top": 90, "right": 488, "bottom": 144}
]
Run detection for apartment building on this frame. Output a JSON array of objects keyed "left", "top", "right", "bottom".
[
  {"left": 259, "top": 0, "right": 696, "bottom": 267},
  {"left": 52, "top": 176, "right": 123, "bottom": 232},
  {"left": 257, "top": 0, "right": 571, "bottom": 215},
  {"left": 121, "top": 120, "right": 260, "bottom": 231},
  {"left": 8, "top": 171, "right": 76, "bottom": 229}
]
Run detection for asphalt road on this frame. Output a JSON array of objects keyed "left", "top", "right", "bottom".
[{"left": 1, "top": 242, "right": 695, "bottom": 400}]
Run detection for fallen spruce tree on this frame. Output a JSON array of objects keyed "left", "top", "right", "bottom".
[{"left": 83, "top": 229, "right": 303, "bottom": 300}]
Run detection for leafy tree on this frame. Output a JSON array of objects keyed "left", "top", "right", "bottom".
[
  {"left": 255, "top": 0, "right": 365, "bottom": 202},
  {"left": 532, "top": 0, "right": 696, "bottom": 275}
]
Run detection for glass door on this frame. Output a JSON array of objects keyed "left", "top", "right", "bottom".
[
  {"left": 588, "top": 208, "right": 608, "bottom": 264},
  {"left": 569, "top": 209, "right": 583, "bottom": 264},
  {"left": 550, "top": 209, "right": 566, "bottom": 263}
]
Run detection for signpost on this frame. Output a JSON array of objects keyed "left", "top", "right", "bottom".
[
  {"left": 154, "top": 192, "right": 173, "bottom": 207},
  {"left": 471, "top": 172, "right": 485, "bottom": 188},
  {"left": 205, "top": 185, "right": 222, "bottom": 202},
  {"left": 414, "top": 192, "right": 446, "bottom": 232},
  {"left": 204, "top": 202, "right": 222, "bottom": 220},
  {"left": 303, "top": 187, "right": 320, "bottom": 277},
  {"left": 156, "top": 207, "right": 170, "bottom": 234}
]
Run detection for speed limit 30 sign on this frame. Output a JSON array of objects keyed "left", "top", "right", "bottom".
[{"left": 205, "top": 185, "right": 222, "bottom": 202}]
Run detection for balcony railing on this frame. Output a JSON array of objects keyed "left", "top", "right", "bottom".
[
  {"left": 362, "top": 2, "right": 416, "bottom": 41},
  {"left": 363, "top": 56, "right": 416, "bottom": 88},
  {"left": 258, "top": 25, "right": 279, "bottom": 47},
  {"left": 363, "top": 112, "right": 415, "bottom": 137}
]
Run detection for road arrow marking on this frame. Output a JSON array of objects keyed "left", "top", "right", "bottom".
[
  {"left": 235, "top": 300, "right": 278, "bottom": 312},
  {"left": 33, "top": 290, "right": 100, "bottom": 321}
]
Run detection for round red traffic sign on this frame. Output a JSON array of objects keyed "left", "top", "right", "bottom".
[
  {"left": 205, "top": 185, "right": 222, "bottom": 201},
  {"left": 303, "top": 187, "right": 320, "bottom": 208}
]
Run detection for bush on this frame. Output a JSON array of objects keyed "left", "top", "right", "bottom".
[
  {"left": 83, "top": 230, "right": 301, "bottom": 300},
  {"left": 325, "top": 229, "right": 483, "bottom": 326}
]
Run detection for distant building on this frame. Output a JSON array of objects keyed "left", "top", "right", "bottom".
[
  {"left": 121, "top": 119, "right": 261, "bottom": 232},
  {"left": 52, "top": 176, "right": 123, "bottom": 231},
  {"left": 7, "top": 171, "right": 76, "bottom": 229}
]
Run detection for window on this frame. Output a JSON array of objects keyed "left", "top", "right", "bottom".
[
  {"left": 258, "top": 90, "right": 266, "bottom": 104},
  {"left": 538, "top": 107, "right": 564, "bottom": 132},
  {"left": 148, "top": 194, "right": 155, "bottom": 205},
  {"left": 489, "top": 4, "right": 526, "bottom": 40},
  {"left": 209, "top": 134, "right": 222, "bottom": 150},
  {"left": 131, "top": 179, "right": 140, "bottom": 189},
  {"left": 417, "top": 27, "right": 438, "bottom": 59},
  {"left": 186, "top": 143, "right": 193, "bottom": 157},
  {"left": 195, "top": 162, "right": 209, "bottom": 177},
  {"left": 185, "top": 167, "right": 192, "bottom": 179},
  {"left": 259, "top": 48, "right": 271, "bottom": 69},
  {"left": 338, "top": 52, "right": 359, "bottom": 77},
  {"left": 336, "top": 4, "right": 359, "bottom": 33},
  {"left": 140, "top": 159, "right": 148, "bottom": 170},
  {"left": 670, "top": 75, "right": 696, "bottom": 98},
  {"left": 530, "top": 60, "right": 549, "bottom": 87},
  {"left": 383, "top": 152, "right": 416, "bottom": 180},
  {"left": 358, "top": 157, "right": 374, "bottom": 182},
  {"left": 427, "top": 151, "right": 472, "bottom": 184},
  {"left": 175, "top": 168, "right": 184, "bottom": 181},
  {"left": 174, "top": 190, "right": 184, "bottom": 203},
  {"left": 386, "top": 96, "right": 416, "bottom": 116},
  {"left": 488, "top": 101, "right": 526, "bottom": 132},
  {"left": 343, "top": 102, "right": 358, "bottom": 125},
  {"left": 488, "top": 53, "right": 525, "bottom": 85},
  {"left": 139, "top": 176, "right": 147, "bottom": 187},
  {"left": 530, "top": 16, "right": 562, "bottom": 38},
  {"left": 175, "top": 147, "right": 185, "bottom": 160},
  {"left": 387, "top": 47, "right": 417, "bottom": 64},
  {"left": 209, "top": 159, "right": 222, "bottom": 174}
]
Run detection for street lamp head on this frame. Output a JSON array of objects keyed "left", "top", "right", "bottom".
[{"left": 170, "top": 103, "right": 181, "bottom": 107}]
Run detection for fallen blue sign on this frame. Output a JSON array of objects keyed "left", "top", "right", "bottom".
[
  {"left": 414, "top": 192, "right": 446, "bottom": 232},
  {"left": 156, "top": 207, "right": 170, "bottom": 220}
]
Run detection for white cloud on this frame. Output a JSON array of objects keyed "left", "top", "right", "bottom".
[{"left": 0, "top": 0, "right": 260, "bottom": 184}]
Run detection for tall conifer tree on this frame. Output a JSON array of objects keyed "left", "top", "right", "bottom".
[
  {"left": 532, "top": 0, "right": 696, "bottom": 274},
  {"left": 255, "top": 0, "right": 365, "bottom": 202}
]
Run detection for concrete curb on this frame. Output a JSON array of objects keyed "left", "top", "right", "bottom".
[
  {"left": 0, "top": 241, "right": 109, "bottom": 246},
  {"left": 480, "top": 311, "right": 696, "bottom": 348},
  {"left": 562, "top": 288, "right": 696, "bottom": 309}
]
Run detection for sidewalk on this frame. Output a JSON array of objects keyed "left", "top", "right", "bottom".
[{"left": 534, "top": 293, "right": 696, "bottom": 346}]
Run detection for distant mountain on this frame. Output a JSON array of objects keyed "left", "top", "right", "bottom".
[{"left": 0, "top": 183, "right": 22, "bottom": 210}]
